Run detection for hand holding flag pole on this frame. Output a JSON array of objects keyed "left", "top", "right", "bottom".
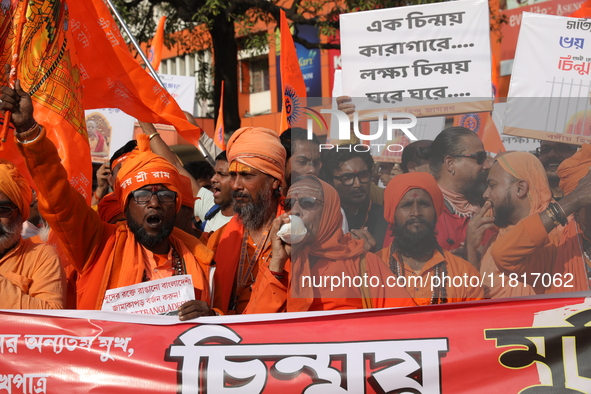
[
  {"left": 1, "top": 0, "right": 28, "bottom": 143},
  {"left": 103, "top": 0, "right": 214, "bottom": 165}
]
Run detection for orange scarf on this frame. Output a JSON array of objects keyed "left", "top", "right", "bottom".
[{"left": 438, "top": 185, "right": 479, "bottom": 217}]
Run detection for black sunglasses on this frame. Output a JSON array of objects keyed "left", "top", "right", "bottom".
[
  {"left": 452, "top": 151, "right": 487, "bottom": 165},
  {"left": 284, "top": 197, "right": 324, "bottom": 211}
]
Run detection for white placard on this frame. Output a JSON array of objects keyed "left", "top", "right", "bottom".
[
  {"left": 157, "top": 74, "right": 196, "bottom": 113},
  {"left": 101, "top": 275, "right": 195, "bottom": 315},
  {"left": 505, "top": 13, "right": 591, "bottom": 145},
  {"left": 339, "top": 0, "right": 492, "bottom": 117},
  {"left": 85, "top": 108, "right": 135, "bottom": 163}
]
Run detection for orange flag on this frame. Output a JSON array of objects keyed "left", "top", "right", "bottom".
[
  {"left": 214, "top": 81, "right": 226, "bottom": 150},
  {"left": 148, "top": 16, "right": 166, "bottom": 72},
  {"left": 67, "top": 0, "right": 202, "bottom": 147},
  {"left": 279, "top": 10, "right": 307, "bottom": 134},
  {"left": 0, "top": 0, "right": 92, "bottom": 202},
  {"left": 453, "top": 113, "right": 505, "bottom": 155}
]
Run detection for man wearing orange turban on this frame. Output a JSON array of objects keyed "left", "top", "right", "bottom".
[
  {"left": 211, "top": 126, "right": 287, "bottom": 314},
  {"left": 3, "top": 82, "right": 213, "bottom": 318},
  {"left": 376, "top": 172, "right": 483, "bottom": 305},
  {"left": 245, "top": 176, "right": 416, "bottom": 313},
  {"left": 0, "top": 160, "right": 65, "bottom": 309}
]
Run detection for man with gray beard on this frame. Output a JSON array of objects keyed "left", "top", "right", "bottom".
[
  {"left": 0, "top": 160, "right": 65, "bottom": 309},
  {"left": 211, "top": 127, "right": 286, "bottom": 314}
]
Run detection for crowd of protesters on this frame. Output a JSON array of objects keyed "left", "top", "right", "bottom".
[{"left": 1, "top": 80, "right": 591, "bottom": 319}]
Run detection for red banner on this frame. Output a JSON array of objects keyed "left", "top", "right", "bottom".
[{"left": 1, "top": 295, "right": 591, "bottom": 392}]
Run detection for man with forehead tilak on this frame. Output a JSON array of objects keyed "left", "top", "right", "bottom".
[
  {"left": 377, "top": 173, "right": 484, "bottom": 305},
  {"left": 2, "top": 81, "right": 213, "bottom": 318},
  {"left": 245, "top": 175, "right": 415, "bottom": 313},
  {"left": 211, "top": 127, "right": 286, "bottom": 314}
]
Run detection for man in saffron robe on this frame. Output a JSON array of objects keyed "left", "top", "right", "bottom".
[
  {"left": 470, "top": 152, "right": 557, "bottom": 297},
  {"left": 0, "top": 160, "right": 65, "bottom": 309},
  {"left": 245, "top": 176, "right": 415, "bottom": 313},
  {"left": 2, "top": 81, "right": 213, "bottom": 318},
  {"left": 211, "top": 126, "right": 286, "bottom": 314},
  {"left": 377, "top": 172, "right": 484, "bottom": 305}
]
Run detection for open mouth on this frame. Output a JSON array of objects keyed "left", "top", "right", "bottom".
[
  {"left": 146, "top": 214, "right": 163, "bottom": 228},
  {"left": 213, "top": 186, "right": 221, "bottom": 198}
]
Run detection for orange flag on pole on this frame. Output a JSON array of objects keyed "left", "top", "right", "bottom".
[
  {"left": 67, "top": 0, "right": 202, "bottom": 146},
  {"left": 148, "top": 16, "right": 166, "bottom": 72},
  {"left": 0, "top": 0, "right": 92, "bottom": 202},
  {"left": 279, "top": 10, "right": 307, "bottom": 135},
  {"left": 214, "top": 80, "right": 226, "bottom": 151}
]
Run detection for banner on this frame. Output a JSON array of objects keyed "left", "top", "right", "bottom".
[
  {"left": 504, "top": 12, "right": 591, "bottom": 144},
  {"left": 2, "top": 295, "right": 591, "bottom": 392},
  {"left": 339, "top": 0, "right": 493, "bottom": 118},
  {"left": 84, "top": 108, "right": 135, "bottom": 163}
]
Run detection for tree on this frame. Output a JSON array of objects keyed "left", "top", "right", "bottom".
[{"left": 112, "top": 0, "right": 475, "bottom": 133}]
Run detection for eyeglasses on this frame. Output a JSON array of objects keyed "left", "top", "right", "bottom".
[
  {"left": 536, "top": 145, "right": 578, "bottom": 156},
  {"left": 131, "top": 189, "right": 177, "bottom": 204},
  {"left": 0, "top": 205, "right": 17, "bottom": 218},
  {"left": 452, "top": 151, "right": 487, "bottom": 165},
  {"left": 333, "top": 170, "right": 372, "bottom": 186},
  {"left": 284, "top": 197, "right": 324, "bottom": 211}
]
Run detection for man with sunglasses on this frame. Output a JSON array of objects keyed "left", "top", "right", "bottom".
[
  {"left": 429, "top": 127, "right": 494, "bottom": 254},
  {"left": 322, "top": 147, "right": 388, "bottom": 251},
  {"left": 0, "top": 160, "right": 66, "bottom": 309},
  {"left": 2, "top": 81, "right": 214, "bottom": 318},
  {"left": 536, "top": 141, "right": 578, "bottom": 201}
]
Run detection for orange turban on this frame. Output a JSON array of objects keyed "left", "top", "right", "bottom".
[
  {"left": 558, "top": 144, "right": 590, "bottom": 195},
  {"left": 179, "top": 175, "right": 196, "bottom": 208},
  {"left": 496, "top": 151, "right": 551, "bottom": 214},
  {"left": 114, "top": 134, "right": 183, "bottom": 213},
  {"left": 383, "top": 172, "right": 443, "bottom": 226},
  {"left": 226, "top": 127, "right": 286, "bottom": 181},
  {"left": 97, "top": 193, "right": 123, "bottom": 224},
  {"left": 0, "top": 160, "right": 32, "bottom": 220}
]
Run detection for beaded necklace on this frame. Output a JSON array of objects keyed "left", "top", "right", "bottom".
[
  {"left": 388, "top": 242, "right": 448, "bottom": 305},
  {"left": 142, "top": 246, "right": 185, "bottom": 282}
]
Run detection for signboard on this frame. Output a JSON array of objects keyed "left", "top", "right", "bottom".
[
  {"left": 504, "top": 12, "right": 591, "bottom": 144},
  {"left": 101, "top": 275, "right": 194, "bottom": 315},
  {"left": 340, "top": 0, "right": 493, "bottom": 118},
  {"left": 1, "top": 295, "right": 591, "bottom": 392}
]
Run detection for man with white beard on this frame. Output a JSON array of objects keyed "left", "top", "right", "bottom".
[{"left": 0, "top": 160, "right": 65, "bottom": 309}]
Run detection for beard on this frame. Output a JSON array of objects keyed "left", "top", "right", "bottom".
[
  {"left": 462, "top": 169, "right": 489, "bottom": 207},
  {"left": 233, "top": 187, "right": 274, "bottom": 231},
  {"left": 392, "top": 218, "right": 439, "bottom": 259},
  {"left": 492, "top": 192, "right": 515, "bottom": 228},
  {"left": 0, "top": 215, "right": 23, "bottom": 255},
  {"left": 126, "top": 208, "right": 175, "bottom": 249}
]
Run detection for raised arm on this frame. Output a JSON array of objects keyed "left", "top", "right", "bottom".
[{"left": 1, "top": 80, "right": 109, "bottom": 273}]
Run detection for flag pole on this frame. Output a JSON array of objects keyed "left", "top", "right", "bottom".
[{"left": 103, "top": 0, "right": 215, "bottom": 166}]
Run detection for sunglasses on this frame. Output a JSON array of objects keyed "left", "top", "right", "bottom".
[
  {"left": 131, "top": 189, "right": 177, "bottom": 204},
  {"left": 284, "top": 197, "right": 324, "bottom": 211},
  {"left": 452, "top": 151, "right": 487, "bottom": 165},
  {"left": 0, "top": 204, "right": 17, "bottom": 218},
  {"left": 333, "top": 170, "right": 372, "bottom": 186}
]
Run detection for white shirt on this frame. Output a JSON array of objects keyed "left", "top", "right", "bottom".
[{"left": 193, "top": 187, "right": 233, "bottom": 233}]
